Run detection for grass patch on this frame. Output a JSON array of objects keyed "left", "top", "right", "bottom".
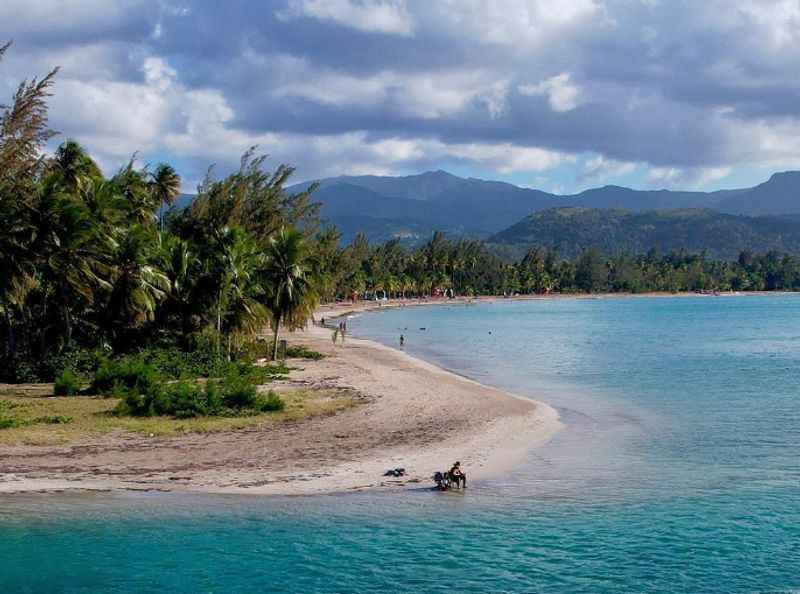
[
  {"left": 0, "top": 387, "right": 360, "bottom": 446},
  {"left": 245, "top": 340, "right": 325, "bottom": 361},
  {"left": 285, "top": 345, "right": 325, "bottom": 360}
]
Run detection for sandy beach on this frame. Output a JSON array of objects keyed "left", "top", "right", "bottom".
[{"left": 0, "top": 300, "right": 561, "bottom": 495}]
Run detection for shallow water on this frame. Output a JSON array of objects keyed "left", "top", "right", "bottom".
[{"left": 3, "top": 295, "right": 800, "bottom": 593}]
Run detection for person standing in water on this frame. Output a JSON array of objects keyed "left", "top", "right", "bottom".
[{"left": 399, "top": 334, "right": 405, "bottom": 346}]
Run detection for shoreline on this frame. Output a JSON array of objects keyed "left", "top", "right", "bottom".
[
  {"left": 3, "top": 290, "right": 791, "bottom": 496},
  {"left": 0, "top": 304, "right": 562, "bottom": 496}
]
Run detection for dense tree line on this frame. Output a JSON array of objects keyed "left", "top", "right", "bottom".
[
  {"left": 0, "top": 43, "right": 320, "bottom": 381},
  {"left": 3, "top": 43, "right": 800, "bottom": 383},
  {"left": 322, "top": 238, "right": 800, "bottom": 299}
]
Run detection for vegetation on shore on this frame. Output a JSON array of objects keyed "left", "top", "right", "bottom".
[
  {"left": 0, "top": 43, "right": 321, "bottom": 395},
  {"left": 0, "top": 384, "right": 359, "bottom": 446}
]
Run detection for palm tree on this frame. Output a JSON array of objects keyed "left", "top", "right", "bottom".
[
  {"left": 114, "top": 159, "right": 158, "bottom": 226},
  {"left": 210, "top": 226, "right": 270, "bottom": 358},
  {"left": 158, "top": 235, "right": 196, "bottom": 334},
  {"left": 0, "top": 41, "right": 57, "bottom": 357},
  {"left": 262, "top": 227, "right": 319, "bottom": 360},
  {"left": 105, "top": 226, "right": 170, "bottom": 342},
  {"left": 47, "top": 140, "right": 102, "bottom": 194},
  {"left": 149, "top": 163, "right": 181, "bottom": 232},
  {"left": 0, "top": 41, "right": 58, "bottom": 196},
  {"left": 36, "top": 188, "right": 114, "bottom": 346},
  {"left": 0, "top": 185, "right": 36, "bottom": 358}
]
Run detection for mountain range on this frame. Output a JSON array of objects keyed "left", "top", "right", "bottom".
[{"left": 288, "top": 170, "right": 800, "bottom": 244}]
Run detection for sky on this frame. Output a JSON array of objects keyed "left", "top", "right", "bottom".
[{"left": 3, "top": 0, "right": 800, "bottom": 194}]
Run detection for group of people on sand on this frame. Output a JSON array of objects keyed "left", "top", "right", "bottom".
[{"left": 434, "top": 461, "right": 467, "bottom": 490}]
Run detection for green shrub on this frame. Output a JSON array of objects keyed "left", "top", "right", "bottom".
[
  {"left": 34, "top": 415, "right": 72, "bottom": 425},
  {"left": 54, "top": 369, "right": 82, "bottom": 396},
  {"left": 0, "top": 348, "right": 104, "bottom": 384},
  {"left": 41, "top": 348, "right": 103, "bottom": 382},
  {"left": 244, "top": 340, "right": 325, "bottom": 361},
  {"left": 245, "top": 362, "right": 290, "bottom": 384},
  {"left": 285, "top": 345, "right": 325, "bottom": 360},
  {"left": 137, "top": 347, "right": 217, "bottom": 380},
  {"left": 203, "top": 380, "right": 224, "bottom": 413},
  {"left": 91, "top": 358, "right": 161, "bottom": 395},
  {"left": 101, "top": 349, "right": 289, "bottom": 419},
  {"left": 0, "top": 401, "right": 20, "bottom": 429},
  {"left": 220, "top": 370, "right": 259, "bottom": 409},
  {"left": 169, "top": 381, "right": 214, "bottom": 419},
  {"left": 4, "top": 358, "right": 38, "bottom": 383},
  {"left": 0, "top": 418, "right": 20, "bottom": 430},
  {"left": 257, "top": 390, "right": 285, "bottom": 412}
]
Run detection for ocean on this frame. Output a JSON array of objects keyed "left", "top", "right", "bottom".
[{"left": 3, "top": 295, "right": 799, "bottom": 593}]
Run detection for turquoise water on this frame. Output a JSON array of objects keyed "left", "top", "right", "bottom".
[{"left": 3, "top": 296, "right": 800, "bottom": 593}]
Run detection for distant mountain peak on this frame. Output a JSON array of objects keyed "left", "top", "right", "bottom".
[
  {"left": 765, "top": 170, "right": 800, "bottom": 183},
  {"left": 422, "top": 168, "right": 459, "bottom": 178}
]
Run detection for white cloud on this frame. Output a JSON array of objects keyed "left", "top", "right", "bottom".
[
  {"left": 142, "top": 56, "right": 176, "bottom": 92},
  {"left": 445, "top": 142, "right": 572, "bottom": 173},
  {"left": 519, "top": 73, "right": 583, "bottom": 112},
  {"left": 272, "top": 64, "right": 509, "bottom": 119},
  {"left": 431, "top": 0, "right": 603, "bottom": 48},
  {"left": 277, "top": 0, "right": 414, "bottom": 35},
  {"left": 580, "top": 155, "right": 637, "bottom": 183},
  {"left": 49, "top": 76, "right": 171, "bottom": 159},
  {"left": 647, "top": 165, "right": 732, "bottom": 189},
  {"left": 0, "top": 0, "right": 148, "bottom": 35}
]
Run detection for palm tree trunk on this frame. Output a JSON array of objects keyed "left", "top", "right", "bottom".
[
  {"left": 217, "top": 288, "right": 223, "bottom": 356},
  {"left": 62, "top": 299, "right": 72, "bottom": 347},
  {"left": 3, "top": 303, "right": 15, "bottom": 360},
  {"left": 272, "top": 313, "right": 281, "bottom": 361}
]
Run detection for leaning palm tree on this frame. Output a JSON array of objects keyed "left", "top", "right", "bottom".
[
  {"left": 36, "top": 188, "right": 114, "bottom": 346},
  {"left": 262, "top": 227, "right": 319, "bottom": 360},
  {"left": 149, "top": 163, "right": 181, "bottom": 232}
]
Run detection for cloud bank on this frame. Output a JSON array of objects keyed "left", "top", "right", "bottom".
[{"left": 3, "top": 0, "right": 800, "bottom": 191}]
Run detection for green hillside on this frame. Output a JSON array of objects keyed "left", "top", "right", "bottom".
[{"left": 489, "top": 208, "right": 800, "bottom": 260}]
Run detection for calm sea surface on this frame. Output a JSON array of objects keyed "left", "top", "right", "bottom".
[{"left": 3, "top": 296, "right": 799, "bottom": 593}]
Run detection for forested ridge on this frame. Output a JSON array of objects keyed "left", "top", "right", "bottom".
[{"left": 489, "top": 207, "right": 800, "bottom": 260}]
